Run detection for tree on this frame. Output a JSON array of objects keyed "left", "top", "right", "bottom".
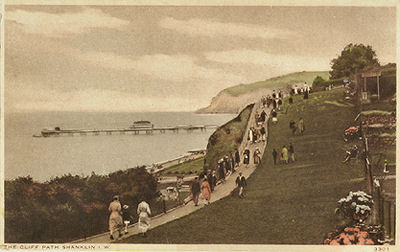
[
  {"left": 312, "top": 75, "right": 326, "bottom": 87},
  {"left": 329, "top": 44, "right": 380, "bottom": 79}
]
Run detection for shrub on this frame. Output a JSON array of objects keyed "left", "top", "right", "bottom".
[
  {"left": 5, "top": 166, "right": 158, "bottom": 243},
  {"left": 336, "top": 191, "right": 373, "bottom": 225},
  {"left": 323, "top": 225, "right": 384, "bottom": 245}
]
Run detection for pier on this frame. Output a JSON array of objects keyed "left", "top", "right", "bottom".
[{"left": 36, "top": 125, "right": 218, "bottom": 137}]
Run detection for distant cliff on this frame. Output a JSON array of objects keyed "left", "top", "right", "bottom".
[
  {"left": 197, "top": 87, "right": 274, "bottom": 114},
  {"left": 197, "top": 71, "right": 329, "bottom": 114}
]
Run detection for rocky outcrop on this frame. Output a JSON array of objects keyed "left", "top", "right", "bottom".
[{"left": 197, "top": 87, "right": 275, "bottom": 114}]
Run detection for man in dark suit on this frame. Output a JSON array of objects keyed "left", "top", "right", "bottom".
[
  {"left": 235, "top": 172, "right": 247, "bottom": 198},
  {"left": 191, "top": 177, "right": 201, "bottom": 206}
]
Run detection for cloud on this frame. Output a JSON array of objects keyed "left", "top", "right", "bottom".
[
  {"left": 6, "top": 8, "right": 130, "bottom": 37},
  {"left": 8, "top": 86, "right": 204, "bottom": 112},
  {"left": 159, "top": 17, "right": 295, "bottom": 40},
  {"left": 205, "top": 49, "right": 329, "bottom": 73},
  {"left": 77, "top": 51, "right": 243, "bottom": 84}
]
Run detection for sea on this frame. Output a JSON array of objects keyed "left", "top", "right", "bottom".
[{"left": 5, "top": 111, "right": 235, "bottom": 182}]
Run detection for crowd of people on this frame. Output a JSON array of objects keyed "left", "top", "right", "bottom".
[
  {"left": 271, "top": 143, "right": 296, "bottom": 165},
  {"left": 261, "top": 90, "right": 284, "bottom": 111}
]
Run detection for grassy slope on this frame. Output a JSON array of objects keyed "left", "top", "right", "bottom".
[
  {"left": 160, "top": 157, "right": 204, "bottom": 175},
  {"left": 203, "top": 104, "right": 253, "bottom": 171},
  {"left": 160, "top": 105, "right": 253, "bottom": 175},
  {"left": 121, "top": 88, "right": 366, "bottom": 244},
  {"left": 225, "top": 71, "right": 329, "bottom": 96}
]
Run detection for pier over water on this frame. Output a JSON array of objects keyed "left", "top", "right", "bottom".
[{"left": 35, "top": 124, "right": 218, "bottom": 137}]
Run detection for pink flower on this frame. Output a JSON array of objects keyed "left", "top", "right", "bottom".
[
  {"left": 347, "top": 234, "right": 356, "bottom": 241},
  {"left": 330, "top": 240, "right": 340, "bottom": 245},
  {"left": 342, "top": 237, "right": 352, "bottom": 245},
  {"left": 359, "top": 231, "right": 368, "bottom": 238},
  {"left": 357, "top": 237, "right": 366, "bottom": 244}
]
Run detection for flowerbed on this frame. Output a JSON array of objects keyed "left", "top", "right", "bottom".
[{"left": 324, "top": 225, "right": 384, "bottom": 245}]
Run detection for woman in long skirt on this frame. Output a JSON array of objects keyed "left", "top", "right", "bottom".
[
  {"left": 108, "top": 196, "right": 123, "bottom": 240},
  {"left": 235, "top": 149, "right": 241, "bottom": 167},
  {"left": 137, "top": 200, "right": 151, "bottom": 237},
  {"left": 201, "top": 177, "right": 211, "bottom": 205}
]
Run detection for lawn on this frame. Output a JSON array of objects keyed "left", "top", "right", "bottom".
[
  {"left": 225, "top": 71, "right": 329, "bottom": 96},
  {"left": 160, "top": 157, "right": 204, "bottom": 176},
  {"left": 120, "top": 88, "right": 367, "bottom": 244}
]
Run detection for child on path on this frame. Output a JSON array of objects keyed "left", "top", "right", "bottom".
[{"left": 122, "top": 205, "right": 132, "bottom": 234}]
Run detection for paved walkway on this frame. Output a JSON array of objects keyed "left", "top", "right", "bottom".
[{"left": 75, "top": 100, "right": 272, "bottom": 243}]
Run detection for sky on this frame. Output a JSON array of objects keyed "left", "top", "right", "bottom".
[{"left": 5, "top": 5, "right": 396, "bottom": 112}]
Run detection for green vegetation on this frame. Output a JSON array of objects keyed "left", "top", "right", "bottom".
[
  {"left": 361, "top": 100, "right": 396, "bottom": 112},
  {"left": 160, "top": 157, "right": 204, "bottom": 175},
  {"left": 121, "top": 88, "right": 366, "bottom": 244},
  {"left": 203, "top": 104, "right": 253, "bottom": 171},
  {"left": 225, "top": 71, "right": 329, "bottom": 96},
  {"left": 330, "top": 43, "right": 379, "bottom": 79},
  {"left": 5, "top": 167, "right": 160, "bottom": 243},
  {"left": 324, "top": 100, "right": 354, "bottom": 107},
  {"left": 312, "top": 76, "right": 346, "bottom": 89}
]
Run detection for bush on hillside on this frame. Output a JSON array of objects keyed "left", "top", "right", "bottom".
[
  {"left": 5, "top": 167, "right": 158, "bottom": 243},
  {"left": 312, "top": 76, "right": 346, "bottom": 89}
]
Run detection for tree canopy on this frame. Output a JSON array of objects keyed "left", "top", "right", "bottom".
[{"left": 329, "top": 43, "right": 380, "bottom": 79}]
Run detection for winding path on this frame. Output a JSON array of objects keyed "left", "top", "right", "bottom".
[{"left": 74, "top": 100, "right": 272, "bottom": 243}]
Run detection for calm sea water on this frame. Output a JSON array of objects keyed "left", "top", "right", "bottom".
[{"left": 5, "top": 112, "right": 235, "bottom": 182}]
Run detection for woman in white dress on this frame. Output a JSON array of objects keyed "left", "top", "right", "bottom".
[{"left": 137, "top": 200, "right": 151, "bottom": 237}]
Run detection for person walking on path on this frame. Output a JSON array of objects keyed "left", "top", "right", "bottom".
[
  {"left": 271, "top": 109, "right": 278, "bottom": 123},
  {"left": 137, "top": 200, "right": 151, "bottom": 237},
  {"left": 289, "top": 143, "right": 295, "bottom": 162},
  {"left": 260, "top": 110, "right": 266, "bottom": 122},
  {"left": 122, "top": 205, "right": 132, "bottom": 235},
  {"left": 281, "top": 145, "right": 289, "bottom": 164},
  {"left": 278, "top": 98, "right": 282, "bottom": 111},
  {"left": 191, "top": 177, "right": 201, "bottom": 206},
  {"left": 212, "top": 170, "right": 217, "bottom": 189},
  {"left": 217, "top": 159, "right": 226, "bottom": 183},
  {"left": 260, "top": 126, "right": 266, "bottom": 142},
  {"left": 272, "top": 149, "right": 278, "bottom": 165},
  {"left": 253, "top": 127, "right": 258, "bottom": 143},
  {"left": 201, "top": 176, "right": 211, "bottom": 205},
  {"left": 253, "top": 148, "right": 261, "bottom": 165},
  {"left": 272, "top": 99, "right": 277, "bottom": 109},
  {"left": 243, "top": 149, "right": 250, "bottom": 167},
  {"left": 298, "top": 117, "right": 305, "bottom": 135},
  {"left": 230, "top": 152, "right": 235, "bottom": 172},
  {"left": 235, "top": 149, "right": 241, "bottom": 167},
  {"left": 207, "top": 170, "right": 214, "bottom": 192},
  {"left": 248, "top": 128, "right": 254, "bottom": 143},
  {"left": 235, "top": 172, "right": 247, "bottom": 198},
  {"left": 108, "top": 195, "right": 123, "bottom": 240}
]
